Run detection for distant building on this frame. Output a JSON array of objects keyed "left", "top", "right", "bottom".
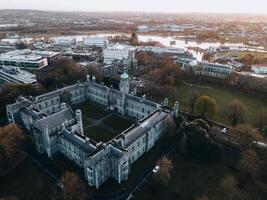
[
  {"left": 0, "top": 42, "right": 16, "bottom": 53},
  {"left": 34, "top": 50, "right": 61, "bottom": 66},
  {"left": 0, "top": 65, "right": 37, "bottom": 85},
  {"left": 137, "top": 25, "right": 150, "bottom": 33},
  {"left": 178, "top": 58, "right": 234, "bottom": 78},
  {"left": 137, "top": 46, "right": 185, "bottom": 56},
  {"left": 83, "top": 36, "right": 108, "bottom": 48},
  {"left": 227, "top": 61, "right": 244, "bottom": 70},
  {"left": 100, "top": 64, "right": 118, "bottom": 78},
  {"left": 55, "top": 38, "right": 76, "bottom": 47},
  {"left": 252, "top": 64, "right": 267, "bottom": 74},
  {"left": 0, "top": 49, "right": 60, "bottom": 69},
  {"left": 195, "top": 62, "right": 234, "bottom": 78},
  {"left": 0, "top": 49, "right": 48, "bottom": 69},
  {"left": 103, "top": 43, "right": 135, "bottom": 64}
]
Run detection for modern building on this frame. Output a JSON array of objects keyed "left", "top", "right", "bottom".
[
  {"left": 100, "top": 64, "right": 118, "bottom": 78},
  {"left": 251, "top": 64, "right": 267, "bottom": 74},
  {"left": 0, "top": 65, "right": 37, "bottom": 85},
  {"left": 137, "top": 25, "right": 150, "bottom": 33},
  {"left": 34, "top": 50, "right": 61, "bottom": 66},
  {"left": 137, "top": 46, "right": 185, "bottom": 56},
  {"left": 0, "top": 42, "right": 16, "bottom": 53},
  {"left": 195, "top": 62, "right": 234, "bottom": 78},
  {"left": 177, "top": 58, "right": 234, "bottom": 78},
  {"left": 0, "top": 49, "right": 60, "bottom": 68},
  {"left": 6, "top": 72, "right": 179, "bottom": 189},
  {"left": 83, "top": 36, "right": 108, "bottom": 48},
  {"left": 55, "top": 38, "right": 76, "bottom": 47},
  {"left": 103, "top": 43, "right": 135, "bottom": 64}
]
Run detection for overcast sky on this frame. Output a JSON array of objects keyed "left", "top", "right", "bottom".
[{"left": 0, "top": 0, "right": 267, "bottom": 14}]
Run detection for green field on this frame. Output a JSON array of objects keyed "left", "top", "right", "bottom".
[
  {"left": 176, "top": 83, "right": 267, "bottom": 125},
  {"left": 216, "top": 51, "right": 267, "bottom": 59}
]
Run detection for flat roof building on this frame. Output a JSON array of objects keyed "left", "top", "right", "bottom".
[
  {"left": 252, "top": 64, "right": 267, "bottom": 74},
  {"left": 0, "top": 65, "right": 37, "bottom": 85},
  {"left": 0, "top": 49, "right": 60, "bottom": 69},
  {"left": 83, "top": 36, "right": 108, "bottom": 48},
  {"left": 103, "top": 43, "right": 135, "bottom": 65}
]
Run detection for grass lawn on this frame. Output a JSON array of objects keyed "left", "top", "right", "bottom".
[
  {"left": 77, "top": 101, "right": 110, "bottom": 120},
  {"left": 103, "top": 114, "right": 134, "bottom": 133},
  {"left": 0, "top": 158, "right": 56, "bottom": 200},
  {"left": 176, "top": 83, "right": 267, "bottom": 125},
  {"left": 84, "top": 125, "right": 117, "bottom": 142},
  {"left": 134, "top": 151, "right": 240, "bottom": 200},
  {"left": 216, "top": 51, "right": 267, "bottom": 59}
]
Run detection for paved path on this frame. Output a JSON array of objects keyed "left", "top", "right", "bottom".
[{"left": 85, "top": 113, "right": 114, "bottom": 128}]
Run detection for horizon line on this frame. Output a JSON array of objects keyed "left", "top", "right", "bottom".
[{"left": 1, "top": 8, "right": 267, "bottom": 16}]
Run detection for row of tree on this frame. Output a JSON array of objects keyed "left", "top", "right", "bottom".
[{"left": 0, "top": 124, "right": 25, "bottom": 176}]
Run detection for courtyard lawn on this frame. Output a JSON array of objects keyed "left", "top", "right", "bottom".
[
  {"left": 176, "top": 83, "right": 267, "bottom": 125},
  {"left": 103, "top": 114, "right": 134, "bottom": 133},
  {"left": 77, "top": 101, "right": 110, "bottom": 120},
  {"left": 84, "top": 125, "right": 117, "bottom": 142},
  {"left": 0, "top": 158, "right": 56, "bottom": 200}
]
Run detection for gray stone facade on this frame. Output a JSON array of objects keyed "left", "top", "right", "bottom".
[{"left": 6, "top": 72, "right": 179, "bottom": 188}]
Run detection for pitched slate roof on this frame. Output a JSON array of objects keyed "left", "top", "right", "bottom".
[
  {"left": 121, "top": 109, "right": 169, "bottom": 148},
  {"left": 59, "top": 130, "right": 97, "bottom": 154},
  {"left": 34, "top": 108, "right": 74, "bottom": 131},
  {"left": 126, "top": 94, "right": 159, "bottom": 108}
]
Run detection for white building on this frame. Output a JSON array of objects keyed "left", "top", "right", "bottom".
[
  {"left": 103, "top": 43, "right": 134, "bottom": 64},
  {"left": 84, "top": 36, "right": 108, "bottom": 48},
  {"left": 252, "top": 64, "right": 267, "bottom": 74},
  {"left": 0, "top": 49, "right": 60, "bottom": 69},
  {"left": 0, "top": 65, "right": 37, "bottom": 84},
  {"left": 137, "top": 25, "right": 150, "bottom": 32},
  {"left": 138, "top": 46, "right": 185, "bottom": 55},
  {"left": 0, "top": 49, "right": 48, "bottom": 69}
]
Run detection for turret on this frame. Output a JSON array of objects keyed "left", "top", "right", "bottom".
[
  {"left": 44, "top": 124, "right": 52, "bottom": 157},
  {"left": 163, "top": 97, "right": 169, "bottom": 107},
  {"left": 86, "top": 74, "right": 90, "bottom": 82},
  {"left": 119, "top": 70, "right": 129, "bottom": 94},
  {"left": 61, "top": 102, "right": 67, "bottom": 110},
  {"left": 92, "top": 75, "right": 96, "bottom": 83},
  {"left": 75, "top": 109, "right": 84, "bottom": 135},
  {"left": 173, "top": 101, "right": 179, "bottom": 118}
]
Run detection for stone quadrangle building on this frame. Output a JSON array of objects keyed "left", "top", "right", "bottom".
[{"left": 6, "top": 72, "right": 179, "bottom": 188}]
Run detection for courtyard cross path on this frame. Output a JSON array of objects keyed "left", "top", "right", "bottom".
[{"left": 83, "top": 113, "right": 114, "bottom": 129}]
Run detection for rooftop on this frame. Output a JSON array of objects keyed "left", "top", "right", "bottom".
[
  {"left": 252, "top": 64, "right": 267, "bottom": 68},
  {"left": 0, "top": 65, "right": 37, "bottom": 84}
]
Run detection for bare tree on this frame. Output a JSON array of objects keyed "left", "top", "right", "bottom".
[
  {"left": 188, "top": 90, "right": 200, "bottom": 114},
  {"left": 229, "top": 124, "right": 262, "bottom": 150},
  {"left": 57, "top": 171, "right": 88, "bottom": 200},
  {"left": 225, "top": 100, "right": 247, "bottom": 126},
  {"left": 153, "top": 156, "right": 173, "bottom": 186}
]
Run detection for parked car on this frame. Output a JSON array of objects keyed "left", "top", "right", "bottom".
[{"left": 152, "top": 166, "right": 160, "bottom": 174}]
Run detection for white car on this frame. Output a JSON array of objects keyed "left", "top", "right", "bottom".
[
  {"left": 222, "top": 128, "right": 228, "bottom": 135},
  {"left": 153, "top": 166, "right": 160, "bottom": 174}
]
